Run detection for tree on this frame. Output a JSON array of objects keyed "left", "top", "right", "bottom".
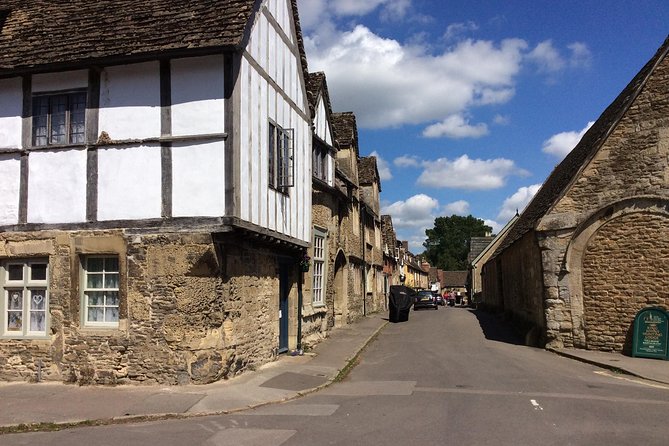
[{"left": 423, "top": 215, "right": 492, "bottom": 270}]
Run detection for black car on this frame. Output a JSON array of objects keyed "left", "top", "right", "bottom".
[{"left": 414, "top": 289, "right": 438, "bottom": 310}]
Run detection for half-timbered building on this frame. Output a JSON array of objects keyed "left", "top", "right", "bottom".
[{"left": 0, "top": 0, "right": 311, "bottom": 384}]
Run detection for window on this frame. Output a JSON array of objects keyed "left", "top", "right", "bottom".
[
  {"left": 32, "top": 91, "right": 87, "bottom": 146},
  {"left": 268, "top": 122, "right": 294, "bottom": 191},
  {"left": 2, "top": 259, "right": 48, "bottom": 338},
  {"left": 312, "top": 230, "right": 326, "bottom": 306},
  {"left": 312, "top": 142, "right": 329, "bottom": 183},
  {"left": 82, "top": 256, "right": 120, "bottom": 328}
]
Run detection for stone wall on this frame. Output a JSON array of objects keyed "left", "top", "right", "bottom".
[
  {"left": 582, "top": 212, "right": 669, "bottom": 353},
  {"left": 0, "top": 229, "right": 292, "bottom": 385}
]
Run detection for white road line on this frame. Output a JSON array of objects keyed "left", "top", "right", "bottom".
[
  {"left": 593, "top": 370, "right": 669, "bottom": 389},
  {"left": 530, "top": 399, "right": 543, "bottom": 411}
]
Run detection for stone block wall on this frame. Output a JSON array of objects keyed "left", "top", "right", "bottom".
[{"left": 0, "top": 229, "right": 289, "bottom": 385}]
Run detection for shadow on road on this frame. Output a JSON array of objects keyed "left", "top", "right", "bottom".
[{"left": 469, "top": 308, "right": 525, "bottom": 345}]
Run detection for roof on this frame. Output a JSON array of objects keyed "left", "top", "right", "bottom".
[
  {"left": 441, "top": 271, "right": 468, "bottom": 287},
  {"left": 381, "top": 215, "right": 397, "bottom": 254},
  {"left": 472, "top": 214, "right": 519, "bottom": 267},
  {"left": 358, "top": 156, "right": 381, "bottom": 190},
  {"left": 467, "top": 237, "right": 494, "bottom": 264},
  {"left": 331, "top": 112, "right": 359, "bottom": 155},
  {"left": 0, "top": 0, "right": 257, "bottom": 73},
  {"left": 493, "top": 35, "right": 669, "bottom": 257}
]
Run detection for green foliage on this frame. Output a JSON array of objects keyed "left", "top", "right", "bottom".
[{"left": 423, "top": 215, "right": 492, "bottom": 270}]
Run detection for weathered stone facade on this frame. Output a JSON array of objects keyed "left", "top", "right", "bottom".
[
  {"left": 0, "top": 229, "right": 297, "bottom": 385},
  {"left": 484, "top": 37, "right": 669, "bottom": 353}
]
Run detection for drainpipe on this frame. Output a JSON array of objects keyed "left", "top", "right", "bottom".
[
  {"left": 361, "top": 203, "right": 367, "bottom": 316},
  {"left": 297, "top": 263, "right": 303, "bottom": 350}
]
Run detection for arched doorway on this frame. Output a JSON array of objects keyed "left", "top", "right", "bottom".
[{"left": 333, "top": 250, "right": 348, "bottom": 328}]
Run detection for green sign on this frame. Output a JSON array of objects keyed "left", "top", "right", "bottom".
[{"left": 632, "top": 307, "right": 669, "bottom": 360}]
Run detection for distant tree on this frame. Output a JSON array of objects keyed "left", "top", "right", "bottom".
[{"left": 423, "top": 215, "right": 492, "bottom": 270}]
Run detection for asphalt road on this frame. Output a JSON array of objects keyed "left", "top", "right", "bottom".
[{"left": 5, "top": 306, "right": 669, "bottom": 445}]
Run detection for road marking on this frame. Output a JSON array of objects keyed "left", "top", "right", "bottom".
[
  {"left": 204, "top": 428, "right": 296, "bottom": 446},
  {"left": 593, "top": 371, "right": 669, "bottom": 390},
  {"left": 324, "top": 380, "right": 416, "bottom": 396},
  {"left": 530, "top": 399, "right": 543, "bottom": 411}
]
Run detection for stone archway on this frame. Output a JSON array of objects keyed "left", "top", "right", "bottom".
[
  {"left": 565, "top": 197, "right": 669, "bottom": 352},
  {"left": 333, "top": 250, "right": 348, "bottom": 328}
]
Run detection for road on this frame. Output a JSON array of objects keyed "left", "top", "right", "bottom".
[{"left": 4, "top": 306, "right": 669, "bottom": 445}]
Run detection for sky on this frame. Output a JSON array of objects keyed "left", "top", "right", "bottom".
[{"left": 295, "top": 0, "right": 669, "bottom": 252}]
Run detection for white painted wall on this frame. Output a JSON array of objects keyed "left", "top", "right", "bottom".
[
  {"left": 98, "top": 62, "right": 161, "bottom": 141},
  {"left": 0, "top": 78, "right": 23, "bottom": 149},
  {"left": 238, "top": 0, "right": 311, "bottom": 243},
  {"left": 0, "top": 154, "right": 21, "bottom": 225},
  {"left": 171, "top": 56, "right": 225, "bottom": 137},
  {"left": 27, "top": 149, "right": 87, "bottom": 224},
  {"left": 171, "top": 140, "right": 225, "bottom": 217},
  {"left": 32, "top": 70, "right": 87, "bottom": 93},
  {"left": 97, "top": 145, "right": 162, "bottom": 220}
]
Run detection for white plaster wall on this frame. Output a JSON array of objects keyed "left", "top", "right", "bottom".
[
  {"left": 0, "top": 78, "right": 22, "bottom": 149},
  {"left": 97, "top": 145, "right": 162, "bottom": 220},
  {"left": 0, "top": 154, "right": 21, "bottom": 225},
  {"left": 27, "top": 149, "right": 87, "bottom": 224},
  {"left": 171, "top": 56, "right": 225, "bottom": 137},
  {"left": 98, "top": 62, "right": 160, "bottom": 140},
  {"left": 172, "top": 140, "right": 225, "bottom": 217},
  {"left": 32, "top": 70, "right": 88, "bottom": 92}
]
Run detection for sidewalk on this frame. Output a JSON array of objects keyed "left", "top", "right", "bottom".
[
  {"left": 549, "top": 347, "right": 669, "bottom": 385},
  {"left": 2, "top": 315, "right": 669, "bottom": 433},
  {"left": 0, "top": 315, "right": 388, "bottom": 432}
]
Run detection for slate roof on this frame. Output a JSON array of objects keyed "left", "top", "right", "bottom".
[
  {"left": 467, "top": 237, "right": 494, "bottom": 264},
  {"left": 441, "top": 271, "right": 468, "bottom": 287},
  {"left": 358, "top": 156, "right": 380, "bottom": 188},
  {"left": 381, "top": 215, "right": 397, "bottom": 254},
  {"left": 331, "top": 112, "right": 359, "bottom": 154},
  {"left": 493, "top": 36, "right": 669, "bottom": 258},
  {"left": 0, "top": 0, "right": 257, "bottom": 73}
]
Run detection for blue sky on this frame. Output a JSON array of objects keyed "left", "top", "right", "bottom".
[{"left": 296, "top": 0, "right": 669, "bottom": 252}]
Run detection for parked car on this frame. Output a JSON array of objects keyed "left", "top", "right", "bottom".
[
  {"left": 434, "top": 292, "right": 445, "bottom": 306},
  {"left": 414, "top": 289, "right": 438, "bottom": 310}
]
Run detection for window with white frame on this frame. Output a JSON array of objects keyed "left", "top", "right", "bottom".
[
  {"left": 32, "top": 91, "right": 87, "bottom": 146},
  {"left": 2, "top": 259, "right": 48, "bottom": 338},
  {"left": 268, "top": 121, "right": 294, "bottom": 191},
  {"left": 312, "top": 229, "right": 326, "bottom": 306},
  {"left": 82, "top": 256, "right": 120, "bottom": 327}
]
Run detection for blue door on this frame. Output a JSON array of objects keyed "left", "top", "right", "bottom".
[{"left": 278, "top": 262, "right": 290, "bottom": 353}]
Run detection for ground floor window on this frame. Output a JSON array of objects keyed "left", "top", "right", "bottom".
[
  {"left": 82, "top": 256, "right": 120, "bottom": 328},
  {"left": 1, "top": 259, "right": 49, "bottom": 338},
  {"left": 312, "top": 229, "right": 327, "bottom": 306}
]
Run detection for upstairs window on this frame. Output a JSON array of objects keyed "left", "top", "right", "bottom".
[
  {"left": 268, "top": 122, "right": 294, "bottom": 191},
  {"left": 312, "top": 143, "right": 329, "bottom": 183},
  {"left": 32, "top": 91, "right": 87, "bottom": 146}
]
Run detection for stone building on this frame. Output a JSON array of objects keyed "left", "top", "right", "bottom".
[
  {"left": 469, "top": 214, "right": 518, "bottom": 304},
  {"left": 0, "top": 0, "right": 313, "bottom": 384},
  {"left": 330, "top": 112, "right": 366, "bottom": 326},
  {"left": 483, "top": 37, "right": 669, "bottom": 353},
  {"left": 358, "top": 156, "right": 386, "bottom": 314},
  {"left": 381, "top": 215, "right": 400, "bottom": 296}
]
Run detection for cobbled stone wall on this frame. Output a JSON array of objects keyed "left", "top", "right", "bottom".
[
  {"left": 0, "top": 229, "right": 287, "bottom": 385},
  {"left": 582, "top": 212, "right": 669, "bottom": 352}
]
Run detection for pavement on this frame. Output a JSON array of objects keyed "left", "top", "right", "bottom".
[{"left": 1, "top": 313, "right": 669, "bottom": 433}]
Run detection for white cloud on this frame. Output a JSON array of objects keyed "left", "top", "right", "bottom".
[
  {"left": 568, "top": 42, "right": 593, "bottom": 68},
  {"left": 542, "top": 121, "right": 594, "bottom": 158},
  {"left": 417, "top": 154, "right": 528, "bottom": 190},
  {"left": 497, "top": 184, "right": 542, "bottom": 221},
  {"left": 527, "top": 40, "right": 565, "bottom": 73},
  {"left": 394, "top": 155, "right": 421, "bottom": 168},
  {"left": 423, "top": 114, "right": 489, "bottom": 139},
  {"left": 382, "top": 194, "right": 440, "bottom": 253},
  {"left": 443, "top": 21, "right": 479, "bottom": 41},
  {"left": 493, "top": 114, "right": 511, "bottom": 125},
  {"left": 302, "top": 21, "right": 527, "bottom": 129},
  {"left": 484, "top": 219, "right": 503, "bottom": 235},
  {"left": 443, "top": 200, "right": 470, "bottom": 215},
  {"left": 369, "top": 150, "right": 393, "bottom": 181}
]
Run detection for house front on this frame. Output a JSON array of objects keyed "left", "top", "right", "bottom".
[{"left": 0, "top": 0, "right": 311, "bottom": 384}]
